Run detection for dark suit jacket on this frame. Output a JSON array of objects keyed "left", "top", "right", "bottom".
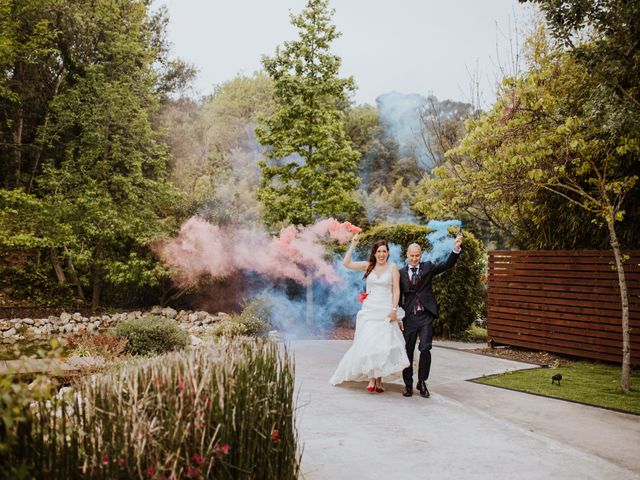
[{"left": 399, "top": 251, "right": 460, "bottom": 318}]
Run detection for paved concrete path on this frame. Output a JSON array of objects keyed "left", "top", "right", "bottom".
[{"left": 292, "top": 340, "right": 640, "bottom": 480}]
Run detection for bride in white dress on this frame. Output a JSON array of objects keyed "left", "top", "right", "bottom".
[{"left": 330, "top": 234, "right": 410, "bottom": 392}]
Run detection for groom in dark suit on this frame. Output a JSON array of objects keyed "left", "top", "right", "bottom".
[{"left": 399, "top": 233, "right": 463, "bottom": 398}]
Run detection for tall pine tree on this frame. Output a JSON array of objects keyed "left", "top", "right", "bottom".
[{"left": 257, "top": 0, "right": 360, "bottom": 227}]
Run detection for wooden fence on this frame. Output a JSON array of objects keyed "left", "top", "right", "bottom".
[{"left": 487, "top": 250, "right": 640, "bottom": 364}]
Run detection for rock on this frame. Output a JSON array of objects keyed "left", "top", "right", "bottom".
[
  {"left": 187, "top": 313, "right": 198, "bottom": 323},
  {"left": 196, "top": 311, "right": 209, "bottom": 321},
  {"left": 217, "top": 312, "right": 230, "bottom": 318},
  {"left": 176, "top": 310, "right": 188, "bottom": 321},
  {"left": 0, "top": 320, "right": 11, "bottom": 331},
  {"left": 60, "top": 312, "right": 71, "bottom": 323},
  {"left": 189, "top": 335, "right": 204, "bottom": 346},
  {"left": 102, "top": 315, "right": 111, "bottom": 323},
  {"left": 48, "top": 315, "right": 58, "bottom": 323},
  {"left": 126, "top": 311, "right": 138, "bottom": 321},
  {"left": 3, "top": 328, "right": 16, "bottom": 338},
  {"left": 161, "top": 307, "right": 177, "bottom": 319},
  {"left": 203, "top": 316, "right": 216, "bottom": 325},
  {"left": 72, "top": 312, "right": 83, "bottom": 321},
  {"left": 150, "top": 305, "right": 163, "bottom": 314},
  {"left": 34, "top": 319, "right": 42, "bottom": 326},
  {"left": 22, "top": 318, "right": 34, "bottom": 325}
]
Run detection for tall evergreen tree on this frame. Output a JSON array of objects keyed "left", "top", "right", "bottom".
[{"left": 256, "top": 0, "right": 360, "bottom": 227}]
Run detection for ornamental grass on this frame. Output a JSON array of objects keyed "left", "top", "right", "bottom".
[{"left": 1, "top": 338, "right": 299, "bottom": 479}]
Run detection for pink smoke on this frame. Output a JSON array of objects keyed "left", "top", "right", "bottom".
[{"left": 156, "top": 217, "right": 361, "bottom": 286}]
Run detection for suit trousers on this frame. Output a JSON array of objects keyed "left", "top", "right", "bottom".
[{"left": 402, "top": 310, "right": 434, "bottom": 387}]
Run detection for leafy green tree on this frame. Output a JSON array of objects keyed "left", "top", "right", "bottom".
[
  {"left": 256, "top": 0, "right": 360, "bottom": 228},
  {"left": 159, "top": 73, "right": 275, "bottom": 226},
  {"left": 441, "top": 27, "right": 638, "bottom": 391},
  {"left": 0, "top": 0, "right": 186, "bottom": 309}
]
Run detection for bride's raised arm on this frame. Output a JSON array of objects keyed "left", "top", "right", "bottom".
[{"left": 343, "top": 233, "right": 368, "bottom": 271}]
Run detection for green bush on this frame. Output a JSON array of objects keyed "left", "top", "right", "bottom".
[
  {"left": 358, "top": 223, "right": 487, "bottom": 338},
  {"left": 210, "top": 318, "right": 249, "bottom": 338},
  {"left": 114, "top": 316, "right": 188, "bottom": 355},
  {"left": 1, "top": 338, "right": 299, "bottom": 479},
  {"left": 211, "top": 297, "right": 271, "bottom": 338}
]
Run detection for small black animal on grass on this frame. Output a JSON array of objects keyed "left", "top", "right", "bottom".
[{"left": 551, "top": 373, "right": 562, "bottom": 386}]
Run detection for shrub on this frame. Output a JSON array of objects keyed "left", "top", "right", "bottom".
[
  {"left": 114, "top": 316, "right": 188, "bottom": 355},
  {"left": 358, "top": 223, "right": 487, "bottom": 337},
  {"left": 66, "top": 332, "right": 128, "bottom": 360},
  {"left": 211, "top": 297, "right": 271, "bottom": 338},
  {"left": 210, "top": 318, "right": 249, "bottom": 338},
  {"left": 1, "top": 338, "right": 299, "bottom": 479}
]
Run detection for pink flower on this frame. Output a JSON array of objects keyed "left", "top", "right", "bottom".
[
  {"left": 118, "top": 458, "right": 125, "bottom": 466},
  {"left": 102, "top": 454, "right": 109, "bottom": 464},
  {"left": 146, "top": 465, "right": 156, "bottom": 478},
  {"left": 186, "top": 466, "right": 201, "bottom": 478},
  {"left": 215, "top": 443, "right": 230, "bottom": 455},
  {"left": 271, "top": 429, "right": 281, "bottom": 444},
  {"left": 191, "top": 453, "right": 203, "bottom": 465}
]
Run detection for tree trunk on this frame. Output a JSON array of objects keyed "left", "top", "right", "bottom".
[
  {"left": 64, "top": 248, "right": 86, "bottom": 303},
  {"left": 11, "top": 104, "right": 24, "bottom": 188},
  {"left": 606, "top": 218, "right": 630, "bottom": 392},
  {"left": 91, "top": 242, "right": 103, "bottom": 312},
  {"left": 50, "top": 249, "right": 66, "bottom": 286},
  {"left": 27, "top": 71, "right": 64, "bottom": 193},
  {"left": 306, "top": 278, "right": 314, "bottom": 326}
]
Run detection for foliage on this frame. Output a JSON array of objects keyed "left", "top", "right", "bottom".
[
  {"left": 0, "top": 0, "right": 188, "bottom": 309},
  {"left": 358, "top": 178, "right": 417, "bottom": 225},
  {"left": 462, "top": 324, "right": 488, "bottom": 343},
  {"left": 0, "top": 338, "right": 62, "bottom": 478},
  {"left": 358, "top": 223, "right": 487, "bottom": 337},
  {"left": 0, "top": 338, "right": 299, "bottom": 479},
  {"left": 114, "top": 316, "right": 188, "bottom": 356},
  {"left": 416, "top": 26, "right": 640, "bottom": 251},
  {"left": 476, "top": 362, "right": 640, "bottom": 414},
  {"left": 159, "top": 72, "right": 275, "bottom": 226},
  {"left": 66, "top": 332, "right": 128, "bottom": 361},
  {"left": 256, "top": 0, "right": 360, "bottom": 227},
  {"left": 210, "top": 297, "right": 271, "bottom": 338}
]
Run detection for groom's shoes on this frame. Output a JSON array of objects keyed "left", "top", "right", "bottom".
[
  {"left": 402, "top": 386, "right": 413, "bottom": 397},
  {"left": 417, "top": 381, "right": 430, "bottom": 398}
]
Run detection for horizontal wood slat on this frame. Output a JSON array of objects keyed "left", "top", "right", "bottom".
[{"left": 488, "top": 250, "right": 640, "bottom": 364}]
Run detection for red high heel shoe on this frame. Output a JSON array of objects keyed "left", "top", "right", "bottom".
[
  {"left": 367, "top": 383, "right": 376, "bottom": 393},
  {"left": 375, "top": 382, "right": 384, "bottom": 393}
]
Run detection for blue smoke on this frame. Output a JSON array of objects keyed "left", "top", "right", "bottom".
[
  {"left": 376, "top": 91, "right": 436, "bottom": 169},
  {"left": 247, "top": 223, "right": 460, "bottom": 336},
  {"left": 422, "top": 219, "right": 462, "bottom": 263}
]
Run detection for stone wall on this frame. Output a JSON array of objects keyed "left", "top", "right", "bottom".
[{"left": 0, "top": 306, "right": 229, "bottom": 343}]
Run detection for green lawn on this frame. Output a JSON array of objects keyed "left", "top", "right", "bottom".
[{"left": 474, "top": 362, "right": 640, "bottom": 415}]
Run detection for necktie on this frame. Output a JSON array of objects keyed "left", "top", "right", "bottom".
[{"left": 410, "top": 267, "right": 423, "bottom": 313}]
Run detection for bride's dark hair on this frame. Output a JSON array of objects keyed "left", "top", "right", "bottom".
[{"left": 364, "top": 239, "right": 389, "bottom": 279}]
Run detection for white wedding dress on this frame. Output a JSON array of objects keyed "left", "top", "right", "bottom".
[{"left": 329, "top": 267, "right": 410, "bottom": 385}]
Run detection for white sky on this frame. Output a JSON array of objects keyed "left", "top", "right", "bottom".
[{"left": 156, "top": 0, "right": 535, "bottom": 107}]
